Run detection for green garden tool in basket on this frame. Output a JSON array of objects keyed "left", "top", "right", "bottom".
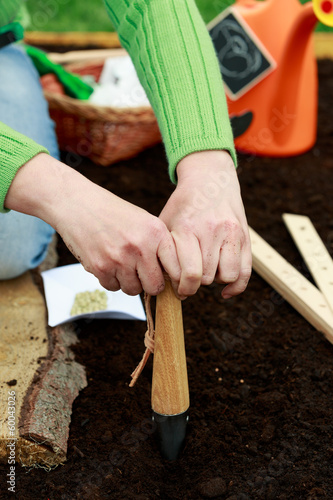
[{"left": 25, "top": 45, "right": 94, "bottom": 100}]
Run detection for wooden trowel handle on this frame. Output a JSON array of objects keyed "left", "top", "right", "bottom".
[{"left": 151, "top": 276, "right": 189, "bottom": 416}]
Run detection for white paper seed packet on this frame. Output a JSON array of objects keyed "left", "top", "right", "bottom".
[{"left": 41, "top": 263, "right": 146, "bottom": 327}]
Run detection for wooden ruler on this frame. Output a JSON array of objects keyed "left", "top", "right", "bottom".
[
  {"left": 249, "top": 227, "right": 333, "bottom": 344},
  {"left": 283, "top": 213, "right": 333, "bottom": 314}
]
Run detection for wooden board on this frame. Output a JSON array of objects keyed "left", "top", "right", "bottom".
[
  {"left": 0, "top": 272, "right": 87, "bottom": 468},
  {"left": 314, "top": 32, "right": 333, "bottom": 59},
  {"left": 24, "top": 31, "right": 333, "bottom": 60},
  {"left": 283, "top": 213, "right": 333, "bottom": 314},
  {"left": 249, "top": 227, "right": 333, "bottom": 344},
  {"left": 24, "top": 31, "right": 122, "bottom": 49}
]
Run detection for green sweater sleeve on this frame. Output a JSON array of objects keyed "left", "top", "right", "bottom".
[
  {"left": 104, "top": 0, "right": 237, "bottom": 182},
  {"left": 0, "top": 122, "right": 48, "bottom": 213},
  {"left": 0, "top": 0, "right": 22, "bottom": 26}
]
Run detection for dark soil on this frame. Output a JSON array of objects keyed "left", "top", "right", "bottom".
[{"left": 1, "top": 59, "right": 333, "bottom": 500}]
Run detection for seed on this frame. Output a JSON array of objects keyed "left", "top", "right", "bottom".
[{"left": 71, "top": 290, "right": 108, "bottom": 316}]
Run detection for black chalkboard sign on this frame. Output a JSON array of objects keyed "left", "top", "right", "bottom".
[{"left": 208, "top": 7, "right": 276, "bottom": 100}]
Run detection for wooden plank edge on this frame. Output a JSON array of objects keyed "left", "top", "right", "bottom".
[
  {"left": 24, "top": 31, "right": 333, "bottom": 59},
  {"left": 313, "top": 32, "right": 333, "bottom": 60},
  {"left": 24, "top": 31, "right": 121, "bottom": 48},
  {"left": 0, "top": 436, "right": 66, "bottom": 469},
  {"left": 0, "top": 324, "right": 87, "bottom": 468}
]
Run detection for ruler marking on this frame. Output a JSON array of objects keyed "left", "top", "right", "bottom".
[{"left": 283, "top": 213, "right": 333, "bottom": 314}]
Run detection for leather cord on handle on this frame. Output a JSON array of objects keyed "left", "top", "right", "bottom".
[{"left": 129, "top": 292, "right": 155, "bottom": 387}]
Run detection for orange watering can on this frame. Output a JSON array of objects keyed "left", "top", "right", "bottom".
[{"left": 210, "top": 0, "right": 330, "bottom": 157}]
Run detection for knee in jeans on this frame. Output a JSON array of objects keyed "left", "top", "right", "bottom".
[
  {"left": 0, "top": 258, "right": 31, "bottom": 281},
  {"left": 0, "top": 213, "right": 55, "bottom": 281}
]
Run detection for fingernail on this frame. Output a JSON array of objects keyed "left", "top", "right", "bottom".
[{"left": 223, "top": 294, "right": 232, "bottom": 299}]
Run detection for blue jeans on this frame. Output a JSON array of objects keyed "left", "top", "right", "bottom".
[{"left": 0, "top": 44, "right": 59, "bottom": 280}]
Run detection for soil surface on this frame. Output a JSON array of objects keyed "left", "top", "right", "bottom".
[{"left": 1, "top": 59, "right": 333, "bottom": 500}]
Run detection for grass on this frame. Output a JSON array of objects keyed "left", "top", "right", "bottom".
[
  {"left": 26, "top": 0, "right": 114, "bottom": 32},
  {"left": 26, "top": 0, "right": 332, "bottom": 32}
]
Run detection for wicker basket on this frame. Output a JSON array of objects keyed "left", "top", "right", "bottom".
[{"left": 42, "top": 60, "right": 161, "bottom": 166}]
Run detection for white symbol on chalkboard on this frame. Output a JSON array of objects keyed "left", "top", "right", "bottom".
[
  {"left": 208, "top": 8, "right": 276, "bottom": 100},
  {"left": 217, "top": 20, "right": 262, "bottom": 79}
]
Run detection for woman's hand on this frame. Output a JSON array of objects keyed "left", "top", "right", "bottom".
[
  {"left": 6, "top": 151, "right": 251, "bottom": 299},
  {"left": 55, "top": 185, "right": 182, "bottom": 296},
  {"left": 159, "top": 150, "right": 252, "bottom": 299},
  {"left": 5, "top": 153, "right": 181, "bottom": 296}
]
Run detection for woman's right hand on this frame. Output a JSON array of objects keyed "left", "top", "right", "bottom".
[{"left": 5, "top": 153, "right": 181, "bottom": 296}]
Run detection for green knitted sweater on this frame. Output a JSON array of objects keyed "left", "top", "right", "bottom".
[
  {"left": 0, "top": 0, "right": 236, "bottom": 213},
  {"left": 0, "top": 0, "right": 21, "bottom": 26}
]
